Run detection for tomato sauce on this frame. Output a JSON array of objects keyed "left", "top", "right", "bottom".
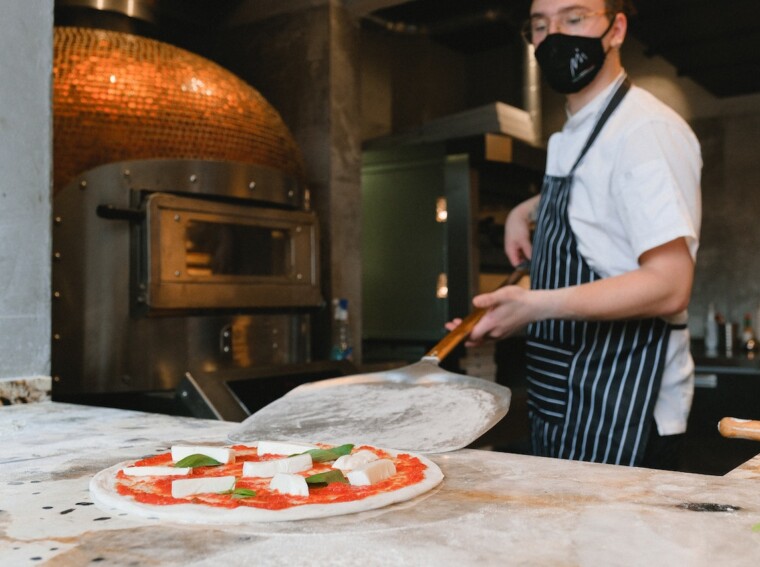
[{"left": 116, "top": 444, "right": 427, "bottom": 510}]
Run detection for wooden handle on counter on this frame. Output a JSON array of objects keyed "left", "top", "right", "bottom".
[
  {"left": 718, "top": 417, "right": 760, "bottom": 441},
  {"left": 425, "top": 265, "right": 529, "bottom": 362}
]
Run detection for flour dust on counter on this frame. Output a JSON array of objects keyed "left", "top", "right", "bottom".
[{"left": 5, "top": 402, "right": 760, "bottom": 566}]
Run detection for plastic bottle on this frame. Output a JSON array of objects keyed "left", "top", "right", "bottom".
[
  {"left": 704, "top": 302, "right": 718, "bottom": 353},
  {"left": 742, "top": 312, "right": 757, "bottom": 352},
  {"left": 329, "top": 298, "right": 353, "bottom": 361}
]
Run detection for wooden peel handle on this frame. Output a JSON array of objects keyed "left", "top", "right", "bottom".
[
  {"left": 718, "top": 417, "right": 760, "bottom": 442},
  {"left": 425, "top": 265, "right": 529, "bottom": 362}
]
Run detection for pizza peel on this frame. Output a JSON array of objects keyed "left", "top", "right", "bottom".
[
  {"left": 228, "top": 266, "right": 529, "bottom": 453},
  {"left": 718, "top": 417, "right": 760, "bottom": 442}
]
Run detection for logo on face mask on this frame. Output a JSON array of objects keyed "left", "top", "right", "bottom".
[
  {"left": 570, "top": 48, "right": 590, "bottom": 80},
  {"left": 534, "top": 18, "right": 615, "bottom": 94}
]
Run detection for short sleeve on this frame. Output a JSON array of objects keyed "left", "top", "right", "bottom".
[{"left": 612, "top": 120, "right": 701, "bottom": 260}]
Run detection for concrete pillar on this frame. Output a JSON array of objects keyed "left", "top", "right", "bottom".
[
  {"left": 0, "top": 0, "right": 54, "bottom": 400},
  {"left": 216, "top": 0, "right": 363, "bottom": 362}
]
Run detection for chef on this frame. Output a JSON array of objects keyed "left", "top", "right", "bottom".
[{"left": 448, "top": 0, "right": 701, "bottom": 469}]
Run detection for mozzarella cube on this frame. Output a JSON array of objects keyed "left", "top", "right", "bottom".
[
  {"left": 346, "top": 459, "right": 396, "bottom": 486},
  {"left": 332, "top": 450, "right": 379, "bottom": 471},
  {"left": 171, "top": 475, "right": 236, "bottom": 498},
  {"left": 256, "top": 440, "right": 318, "bottom": 456},
  {"left": 122, "top": 466, "right": 191, "bottom": 477},
  {"left": 171, "top": 445, "right": 234, "bottom": 464},
  {"left": 269, "top": 473, "right": 309, "bottom": 497},
  {"left": 242, "top": 453, "right": 313, "bottom": 478}
]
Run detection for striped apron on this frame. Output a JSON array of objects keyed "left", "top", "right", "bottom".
[{"left": 526, "top": 78, "right": 674, "bottom": 467}]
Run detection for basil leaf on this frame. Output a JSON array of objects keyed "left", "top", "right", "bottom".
[
  {"left": 174, "top": 454, "right": 223, "bottom": 468},
  {"left": 753, "top": 523, "right": 760, "bottom": 532},
  {"left": 302, "top": 444, "right": 354, "bottom": 463},
  {"left": 305, "top": 470, "right": 348, "bottom": 486},
  {"left": 231, "top": 488, "right": 257, "bottom": 499}
]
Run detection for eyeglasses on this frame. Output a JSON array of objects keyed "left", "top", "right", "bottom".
[{"left": 521, "top": 8, "right": 612, "bottom": 44}]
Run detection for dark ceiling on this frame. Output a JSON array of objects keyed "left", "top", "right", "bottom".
[
  {"left": 365, "top": 0, "right": 760, "bottom": 98},
  {"left": 55, "top": 0, "right": 760, "bottom": 98}
]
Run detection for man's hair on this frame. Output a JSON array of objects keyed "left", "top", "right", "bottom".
[{"left": 605, "top": 0, "right": 637, "bottom": 16}]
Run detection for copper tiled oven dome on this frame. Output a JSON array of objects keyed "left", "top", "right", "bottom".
[{"left": 53, "top": 26, "right": 306, "bottom": 193}]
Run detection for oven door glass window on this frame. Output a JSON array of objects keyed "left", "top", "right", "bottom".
[
  {"left": 143, "top": 193, "right": 320, "bottom": 310},
  {"left": 185, "top": 221, "right": 288, "bottom": 278}
]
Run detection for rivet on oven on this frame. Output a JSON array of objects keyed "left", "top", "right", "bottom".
[
  {"left": 295, "top": 226, "right": 302, "bottom": 233},
  {"left": 54, "top": 216, "right": 62, "bottom": 225},
  {"left": 288, "top": 190, "right": 294, "bottom": 198},
  {"left": 53, "top": 333, "right": 61, "bottom": 341},
  {"left": 79, "top": 180, "right": 87, "bottom": 190},
  {"left": 174, "top": 270, "right": 181, "bottom": 277},
  {"left": 53, "top": 375, "right": 61, "bottom": 383},
  {"left": 174, "top": 214, "right": 181, "bottom": 222},
  {"left": 189, "top": 174, "right": 198, "bottom": 183},
  {"left": 248, "top": 181, "right": 256, "bottom": 190},
  {"left": 53, "top": 251, "right": 62, "bottom": 261},
  {"left": 123, "top": 169, "right": 131, "bottom": 177},
  {"left": 53, "top": 291, "right": 61, "bottom": 299},
  {"left": 272, "top": 343, "right": 278, "bottom": 349},
  {"left": 296, "top": 273, "right": 303, "bottom": 280}
]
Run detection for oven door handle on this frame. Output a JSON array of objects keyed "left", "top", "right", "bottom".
[{"left": 96, "top": 204, "right": 145, "bottom": 222}]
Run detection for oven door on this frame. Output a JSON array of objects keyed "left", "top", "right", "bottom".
[{"left": 140, "top": 192, "right": 321, "bottom": 311}]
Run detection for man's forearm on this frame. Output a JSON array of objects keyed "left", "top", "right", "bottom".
[{"left": 533, "top": 239, "right": 694, "bottom": 322}]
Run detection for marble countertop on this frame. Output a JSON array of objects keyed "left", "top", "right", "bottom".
[
  {"left": 2, "top": 402, "right": 760, "bottom": 566},
  {"left": 726, "top": 453, "right": 760, "bottom": 481}
]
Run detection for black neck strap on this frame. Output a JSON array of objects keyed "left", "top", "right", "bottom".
[{"left": 570, "top": 77, "right": 631, "bottom": 173}]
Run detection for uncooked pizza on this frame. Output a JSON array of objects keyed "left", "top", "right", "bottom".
[{"left": 89, "top": 440, "right": 444, "bottom": 523}]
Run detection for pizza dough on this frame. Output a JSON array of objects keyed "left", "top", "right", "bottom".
[{"left": 89, "top": 445, "right": 443, "bottom": 523}]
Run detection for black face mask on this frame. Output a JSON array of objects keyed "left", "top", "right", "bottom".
[{"left": 534, "top": 18, "right": 615, "bottom": 94}]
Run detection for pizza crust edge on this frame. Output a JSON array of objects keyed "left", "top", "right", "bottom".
[{"left": 89, "top": 448, "right": 444, "bottom": 524}]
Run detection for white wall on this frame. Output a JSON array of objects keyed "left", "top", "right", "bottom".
[{"left": 0, "top": 0, "right": 54, "bottom": 381}]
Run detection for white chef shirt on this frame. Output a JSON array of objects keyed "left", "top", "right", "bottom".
[{"left": 544, "top": 72, "right": 702, "bottom": 435}]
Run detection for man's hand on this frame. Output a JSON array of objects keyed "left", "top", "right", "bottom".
[{"left": 504, "top": 195, "right": 540, "bottom": 267}]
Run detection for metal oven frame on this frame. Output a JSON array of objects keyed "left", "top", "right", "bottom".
[{"left": 52, "top": 158, "right": 322, "bottom": 399}]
